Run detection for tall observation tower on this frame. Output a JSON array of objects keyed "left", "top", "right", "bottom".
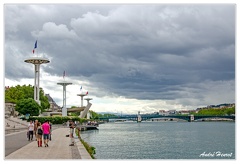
[
  {"left": 77, "top": 93, "right": 87, "bottom": 107},
  {"left": 24, "top": 57, "right": 50, "bottom": 105},
  {"left": 57, "top": 81, "right": 72, "bottom": 116}
]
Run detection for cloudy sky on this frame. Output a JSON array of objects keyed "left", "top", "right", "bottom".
[{"left": 3, "top": 3, "right": 236, "bottom": 114}]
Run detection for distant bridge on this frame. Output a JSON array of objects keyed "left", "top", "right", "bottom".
[{"left": 98, "top": 114, "right": 235, "bottom": 122}]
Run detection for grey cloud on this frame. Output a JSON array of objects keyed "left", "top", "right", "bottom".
[
  {"left": 4, "top": 4, "right": 235, "bottom": 106},
  {"left": 32, "top": 22, "right": 78, "bottom": 40}
]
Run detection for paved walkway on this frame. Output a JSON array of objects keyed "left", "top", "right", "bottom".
[{"left": 5, "top": 127, "right": 92, "bottom": 160}]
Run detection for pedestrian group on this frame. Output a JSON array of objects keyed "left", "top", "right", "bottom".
[
  {"left": 27, "top": 119, "right": 75, "bottom": 147},
  {"left": 27, "top": 119, "right": 52, "bottom": 147}
]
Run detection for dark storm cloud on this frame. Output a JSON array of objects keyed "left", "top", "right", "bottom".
[{"left": 4, "top": 4, "right": 235, "bottom": 102}]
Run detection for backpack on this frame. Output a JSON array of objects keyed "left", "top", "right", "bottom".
[{"left": 37, "top": 128, "right": 43, "bottom": 135}]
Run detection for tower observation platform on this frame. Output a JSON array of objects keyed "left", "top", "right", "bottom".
[
  {"left": 24, "top": 57, "right": 50, "bottom": 107},
  {"left": 57, "top": 81, "right": 72, "bottom": 116}
]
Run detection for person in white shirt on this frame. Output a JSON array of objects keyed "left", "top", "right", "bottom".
[{"left": 27, "top": 120, "right": 34, "bottom": 141}]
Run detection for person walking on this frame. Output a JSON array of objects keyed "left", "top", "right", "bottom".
[
  {"left": 42, "top": 120, "right": 50, "bottom": 147},
  {"left": 36, "top": 122, "right": 43, "bottom": 147},
  {"left": 69, "top": 120, "right": 75, "bottom": 146},
  {"left": 34, "top": 120, "right": 38, "bottom": 140},
  {"left": 48, "top": 121, "right": 52, "bottom": 141},
  {"left": 27, "top": 120, "right": 34, "bottom": 141}
]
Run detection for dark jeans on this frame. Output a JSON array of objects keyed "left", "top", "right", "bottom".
[{"left": 28, "top": 130, "right": 34, "bottom": 140}]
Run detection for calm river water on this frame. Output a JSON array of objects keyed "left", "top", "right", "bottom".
[{"left": 80, "top": 121, "right": 235, "bottom": 159}]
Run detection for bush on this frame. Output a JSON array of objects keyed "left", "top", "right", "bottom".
[{"left": 28, "top": 116, "right": 88, "bottom": 124}]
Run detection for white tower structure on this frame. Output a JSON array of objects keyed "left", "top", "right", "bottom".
[
  {"left": 79, "top": 97, "right": 92, "bottom": 118},
  {"left": 57, "top": 82, "right": 72, "bottom": 116},
  {"left": 24, "top": 57, "right": 50, "bottom": 105},
  {"left": 77, "top": 93, "right": 87, "bottom": 107},
  {"left": 85, "top": 97, "right": 92, "bottom": 105},
  {"left": 85, "top": 98, "right": 92, "bottom": 119}
]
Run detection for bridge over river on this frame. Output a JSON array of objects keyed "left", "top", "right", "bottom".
[{"left": 98, "top": 114, "right": 235, "bottom": 122}]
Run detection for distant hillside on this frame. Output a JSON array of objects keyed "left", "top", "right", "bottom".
[{"left": 193, "top": 106, "right": 235, "bottom": 116}]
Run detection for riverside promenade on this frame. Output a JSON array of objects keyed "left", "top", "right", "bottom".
[{"left": 5, "top": 118, "right": 92, "bottom": 160}]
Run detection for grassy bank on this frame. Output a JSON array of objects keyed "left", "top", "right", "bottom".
[{"left": 76, "top": 128, "right": 96, "bottom": 159}]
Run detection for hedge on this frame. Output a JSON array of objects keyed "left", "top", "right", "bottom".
[{"left": 26, "top": 116, "right": 88, "bottom": 124}]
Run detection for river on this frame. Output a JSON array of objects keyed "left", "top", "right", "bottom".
[{"left": 80, "top": 121, "right": 235, "bottom": 159}]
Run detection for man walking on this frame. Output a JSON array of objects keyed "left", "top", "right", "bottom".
[
  {"left": 27, "top": 120, "right": 34, "bottom": 141},
  {"left": 42, "top": 120, "right": 50, "bottom": 147}
]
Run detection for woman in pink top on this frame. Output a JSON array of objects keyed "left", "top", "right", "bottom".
[{"left": 41, "top": 120, "right": 50, "bottom": 147}]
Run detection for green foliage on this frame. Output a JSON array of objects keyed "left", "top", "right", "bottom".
[
  {"left": 28, "top": 116, "right": 88, "bottom": 124},
  {"left": 39, "top": 89, "right": 50, "bottom": 110},
  {"left": 91, "top": 112, "right": 117, "bottom": 119},
  {"left": 5, "top": 85, "right": 28, "bottom": 103},
  {"left": 101, "top": 113, "right": 117, "bottom": 117},
  {"left": 195, "top": 107, "right": 235, "bottom": 116},
  {"left": 68, "top": 112, "right": 81, "bottom": 116},
  {"left": 75, "top": 128, "right": 95, "bottom": 159},
  {"left": 5, "top": 84, "right": 50, "bottom": 110},
  {"left": 70, "top": 106, "right": 77, "bottom": 108},
  {"left": 89, "top": 110, "right": 99, "bottom": 119},
  {"left": 224, "top": 107, "right": 235, "bottom": 115},
  {"left": 80, "top": 138, "right": 95, "bottom": 159},
  {"left": 15, "top": 98, "right": 41, "bottom": 116},
  {"left": 87, "top": 111, "right": 118, "bottom": 119},
  {"left": 67, "top": 106, "right": 81, "bottom": 116}
]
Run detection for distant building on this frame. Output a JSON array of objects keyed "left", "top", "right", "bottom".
[
  {"left": 45, "top": 94, "right": 61, "bottom": 112},
  {"left": 206, "top": 103, "right": 235, "bottom": 110},
  {"left": 159, "top": 110, "right": 167, "bottom": 115},
  {"left": 168, "top": 110, "right": 177, "bottom": 115},
  {"left": 178, "top": 110, "right": 190, "bottom": 115}
]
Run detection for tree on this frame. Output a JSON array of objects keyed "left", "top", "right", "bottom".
[
  {"left": 15, "top": 98, "right": 42, "bottom": 116},
  {"left": 5, "top": 84, "right": 50, "bottom": 110},
  {"left": 89, "top": 110, "right": 99, "bottom": 119},
  {"left": 5, "top": 85, "right": 25, "bottom": 103},
  {"left": 224, "top": 107, "right": 235, "bottom": 115},
  {"left": 39, "top": 88, "right": 50, "bottom": 110},
  {"left": 195, "top": 106, "right": 235, "bottom": 116}
]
